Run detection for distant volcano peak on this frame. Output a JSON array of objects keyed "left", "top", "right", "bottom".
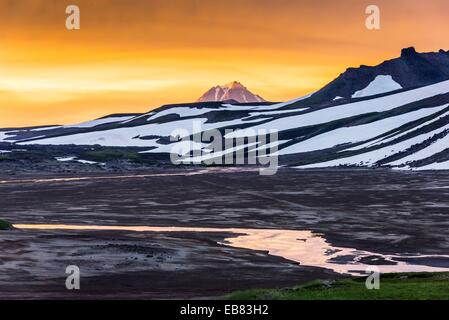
[
  {"left": 224, "top": 81, "right": 245, "bottom": 89},
  {"left": 197, "top": 81, "right": 266, "bottom": 103}
]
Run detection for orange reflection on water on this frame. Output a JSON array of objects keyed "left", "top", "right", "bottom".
[{"left": 14, "top": 224, "right": 449, "bottom": 275}]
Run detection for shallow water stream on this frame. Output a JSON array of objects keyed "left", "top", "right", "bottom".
[{"left": 14, "top": 224, "right": 449, "bottom": 275}]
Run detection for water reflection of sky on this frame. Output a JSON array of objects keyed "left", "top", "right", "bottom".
[{"left": 15, "top": 224, "right": 449, "bottom": 275}]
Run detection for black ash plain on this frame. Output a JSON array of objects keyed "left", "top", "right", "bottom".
[{"left": 0, "top": 168, "right": 448, "bottom": 299}]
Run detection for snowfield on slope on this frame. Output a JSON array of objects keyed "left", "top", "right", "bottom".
[
  {"left": 226, "top": 80, "right": 449, "bottom": 138},
  {"left": 279, "top": 105, "right": 447, "bottom": 155},
  {"left": 352, "top": 75, "right": 403, "bottom": 98},
  {"left": 297, "top": 123, "right": 449, "bottom": 169}
]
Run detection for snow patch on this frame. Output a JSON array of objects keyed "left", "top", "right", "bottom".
[
  {"left": 55, "top": 156, "right": 104, "bottom": 165},
  {"left": 352, "top": 75, "right": 402, "bottom": 98},
  {"left": 413, "top": 160, "right": 449, "bottom": 171},
  {"left": 0, "top": 131, "right": 12, "bottom": 142},
  {"left": 55, "top": 156, "right": 77, "bottom": 162}
]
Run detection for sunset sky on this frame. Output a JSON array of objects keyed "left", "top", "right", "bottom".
[{"left": 1, "top": 0, "right": 449, "bottom": 127}]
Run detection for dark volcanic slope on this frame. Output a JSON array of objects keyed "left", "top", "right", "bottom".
[{"left": 309, "top": 47, "right": 449, "bottom": 103}]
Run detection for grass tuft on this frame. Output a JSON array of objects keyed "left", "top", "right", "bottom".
[{"left": 0, "top": 219, "right": 13, "bottom": 230}]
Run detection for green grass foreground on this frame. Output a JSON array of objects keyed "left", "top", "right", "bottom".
[
  {"left": 225, "top": 273, "right": 449, "bottom": 300},
  {"left": 0, "top": 219, "right": 13, "bottom": 230}
]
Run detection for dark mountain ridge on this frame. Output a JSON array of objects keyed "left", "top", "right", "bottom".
[{"left": 308, "top": 47, "right": 449, "bottom": 104}]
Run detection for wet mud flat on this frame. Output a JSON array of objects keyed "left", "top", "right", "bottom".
[
  {"left": 0, "top": 228, "right": 335, "bottom": 299},
  {"left": 1, "top": 168, "right": 449, "bottom": 298}
]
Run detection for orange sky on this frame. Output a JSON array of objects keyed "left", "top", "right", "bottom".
[{"left": 1, "top": 0, "right": 449, "bottom": 127}]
